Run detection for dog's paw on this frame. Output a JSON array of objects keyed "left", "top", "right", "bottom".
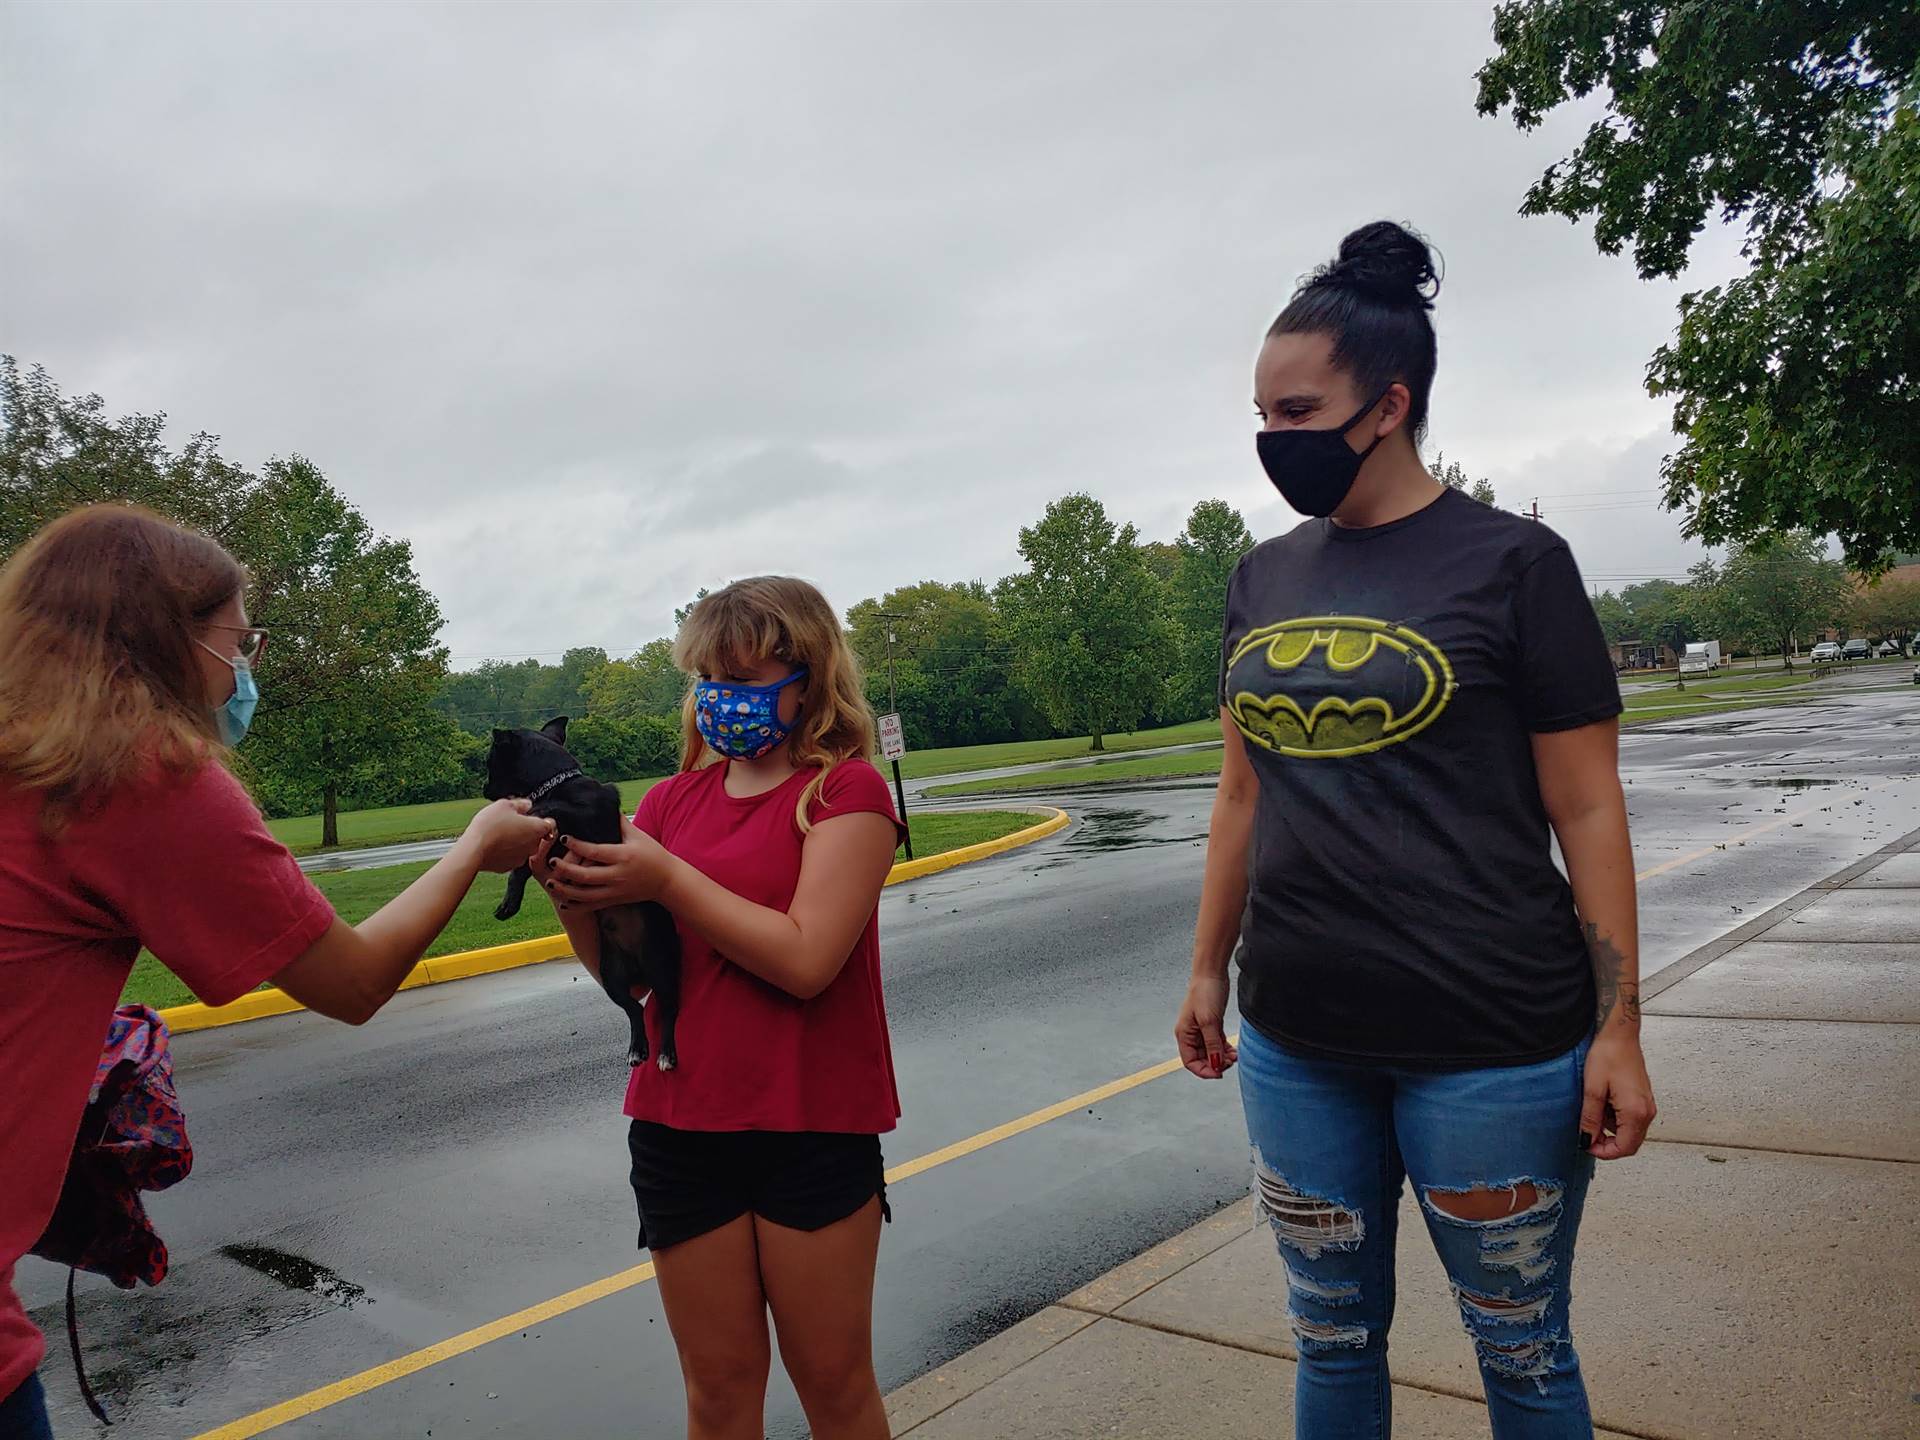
[
  {"left": 626, "top": 1051, "right": 643, "bottom": 1068},
  {"left": 493, "top": 905, "right": 516, "bottom": 921},
  {"left": 657, "top": 1054, "right": 676, "bottom": 1072}
]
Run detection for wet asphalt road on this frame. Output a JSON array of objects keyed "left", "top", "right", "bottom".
[{"left": 20, "top": 667, "right": 1920, "bottom": 1439}]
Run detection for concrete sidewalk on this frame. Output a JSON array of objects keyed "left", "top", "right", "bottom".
[{"left": 884, "top": 831, "right": 1920, "bottom": 1439}]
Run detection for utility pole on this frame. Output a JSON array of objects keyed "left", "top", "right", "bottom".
[
  {"left": 1526, "top": 498, "right": 1543, "bottom": 522},
  {"left": 879, "top": 612, "right": 912, "bottom": 859}
]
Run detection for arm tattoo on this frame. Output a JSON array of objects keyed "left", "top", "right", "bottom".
[{"left": 1583, "top": 921, "right": 1637, "bottom": 1028}]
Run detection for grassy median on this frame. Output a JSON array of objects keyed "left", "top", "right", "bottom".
[{"left": 126, "top": 808, "right": 1043, "bottom": 1012}]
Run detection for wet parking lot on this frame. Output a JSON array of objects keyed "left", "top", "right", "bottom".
[{"left": 21, "top": 668, "right": 1920, "bottom": 1438}]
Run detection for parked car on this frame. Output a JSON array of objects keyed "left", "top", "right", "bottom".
[
  {"left": 1841, "top": 638, "right": 1871, "bottom": 661},
  {"left": 1809, "top": 641, "right": 1842, "bottom": 663},
  {"left": 1912, "top": 661, "right": 1920, "bottom": 685},
  {"left": 1877, "top": 639, "right": 1900, "bottom": 657}
]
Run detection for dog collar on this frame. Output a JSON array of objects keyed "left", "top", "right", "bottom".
[{"left": 525, "top": 769, "right": 583, "bottom": 804}]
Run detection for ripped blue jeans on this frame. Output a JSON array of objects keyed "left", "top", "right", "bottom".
[{"left": 1238, "top": 1022, "right": 1596, "bottom": 1440}]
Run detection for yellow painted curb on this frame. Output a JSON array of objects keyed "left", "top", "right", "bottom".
[
  {"left": 885, "top": 807, "right": 1069, "bottom": 885},
  {"left": 157, "top": 808, "right": 1070, "bottom": 1037}
]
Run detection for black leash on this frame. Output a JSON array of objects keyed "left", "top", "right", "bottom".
[{"left": 65, "top": 1268, "right": 111, "bottom": 1425}]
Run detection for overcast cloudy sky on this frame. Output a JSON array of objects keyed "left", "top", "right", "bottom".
[{"left": 1, "top": 1, "right": 1746, "bottom": 664}]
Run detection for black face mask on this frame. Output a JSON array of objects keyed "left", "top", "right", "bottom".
[{"left": 1256, "top": 388, "right": 1389, "bottom": 517}]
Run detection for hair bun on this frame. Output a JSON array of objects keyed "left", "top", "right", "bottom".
[{"left": 1314, "top": 221, "right": 1439, "bottom": 310}]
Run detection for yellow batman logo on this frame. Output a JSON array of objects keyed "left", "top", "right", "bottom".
[{"left": 1225, "top": 616, "right": 1455, "bottom": 759}]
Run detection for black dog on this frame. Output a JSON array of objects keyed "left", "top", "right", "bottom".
[{"left": 484, "top": 717, "right": 682, "bottom": 1071}]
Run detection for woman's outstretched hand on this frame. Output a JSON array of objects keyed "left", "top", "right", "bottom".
[
  {"left": 1176, "top": 975, "right": 1237, "bottom": 1079},
  {"left": 538, "top": 818, "right": 678, "bottom": 909},
  {"left": 461, "top": 798, "right": 557, "bottom": 873}
]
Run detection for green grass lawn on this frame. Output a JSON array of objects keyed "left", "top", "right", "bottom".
[
  {"left": 893, "top": 718, "right": 1220, "bottom": 781},
  {"left": 928, "top": 748, "right": 1227, "bottom": 796},
  {"left": 1623, "top": 673, "right": 1808, "bottom": 701},
  {"left": 266, "top": 777, "right": 666, "bottom": 856},
  {"left": 123, "top": 808, "right": 1043, "bottom": 1011}
]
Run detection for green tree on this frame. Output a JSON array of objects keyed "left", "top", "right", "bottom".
[
  {"left": 845, "top": 581, "right": 1021, "bottom": 748},
  {"left": 1168, "top": 499, "right": 1255, "bottom": 721},
  {"left": 584, "top": 637, "right": 687, "bottom": 721},
  {"left": 0, "top": 357, "right": 254, "bottom": 555},
  {"left": 1432, "top": 451, "right": 1499, "bottom": 508},
  {"left": 1589, "top": 590, "right": 1634, "bottom": 644},
  {"left": 435, "top": 659, "right": 546, "bottom": 734},
  {"left": 233, "top": 458, "right": 461, "bottom": 843},
  {"left": 1, "top": 362, "right": 471, "bottom": 835},
  {"left": 998, "top": 494, "right": 1176, "bottom": 751},
  {"left": 1710, "top": 533, "right": 1853, "bottom": 669},
  {"left": 1850, "top": 578, "right": 1920, "bottom": 646},
  {"left": 531, "top": 647, "right": 609, "bottom": 718},
  {"left": 565, "top": 713, "right": 681, "bottom": 780},
  {"left": 674, "top": 588, "right": 711, "bottom": 627},
  {"left": 1477, "top": 3, "right": 1920, "bottom": 570},
  {"left": 1620, "top": 578, "right": 1697, "bottom": 657},
  {"left": 1138, "top": 541, "right": 1183, "bottom": 586}
]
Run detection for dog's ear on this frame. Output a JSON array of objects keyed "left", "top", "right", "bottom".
[{"left": 541, "top": 716, "right": 569, "bottom": 745}]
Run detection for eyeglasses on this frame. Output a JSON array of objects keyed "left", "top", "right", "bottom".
[{"left": 204, "top": 623, "right": 270, "bottom": 664}]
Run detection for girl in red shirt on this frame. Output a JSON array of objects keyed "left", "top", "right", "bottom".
[
  {"left": 539, "top": 576, "right": 903, "bottom": 1440},
  {"left": 0, "top": 507, "right": 552, "bottom": 1437}
]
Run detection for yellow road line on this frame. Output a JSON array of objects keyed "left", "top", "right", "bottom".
[
  {"left": 190, "top": 1039, "right": 1198, "bottom": 1439},
  {"left": 885, "top": 1049, "right": 1193, "bottom": 1185},
  {"left": 191, "top": 1262, "right": 657, "bottom": 1440}
]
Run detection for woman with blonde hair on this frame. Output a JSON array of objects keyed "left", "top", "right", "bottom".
[
  {"left": 0, "top": 505, "right": 553, "bottom": 1437},
  {"left": 538, "top": 575, "right": 904, "bottom": 1440}
]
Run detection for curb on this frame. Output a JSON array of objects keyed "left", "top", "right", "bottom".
[
  {"left": 886, "top": 806, "right": 1069, "bottom": 884},
  {"left": 158, "top": 807, "right": 1070, "bottom": 1037}
]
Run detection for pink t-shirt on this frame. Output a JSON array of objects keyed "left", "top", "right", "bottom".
[
  {"left": 0, "top": 762, "right": 333, "bottom": 1400},
  {"left": 623, "top": 759, "right": 902, "bottom": 1134}
]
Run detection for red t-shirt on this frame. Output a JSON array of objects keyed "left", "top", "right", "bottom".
[
  {"left": 0, "top": 763, "right": 333, "bottom": 1400},
  {"left": 623, "top": 758, "right": 903, "bottom": 1135}
]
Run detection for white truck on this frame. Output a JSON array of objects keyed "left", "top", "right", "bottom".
[{"left": 1679, "top": 640, "right": 1723, "bottom": 674}]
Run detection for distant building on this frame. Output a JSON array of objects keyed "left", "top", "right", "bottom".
[{"left": 1609, "top": 639, "right": 1680, "bottom": 672}]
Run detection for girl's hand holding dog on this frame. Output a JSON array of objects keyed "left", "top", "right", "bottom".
[{"left": 537, "top": 819, "right": 678, "bottom": 909}]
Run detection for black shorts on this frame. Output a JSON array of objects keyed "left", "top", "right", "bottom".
[{"left": 627, "top": 1121, "right": 891, "bottom": 1252}]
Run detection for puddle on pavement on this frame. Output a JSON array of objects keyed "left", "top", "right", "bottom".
[
  {"left": 219, "top": 1243, "right": 370, "bottom": 1309},
  {"left": 1060, "top": 808, "right": 1207, "bottom": 852}
]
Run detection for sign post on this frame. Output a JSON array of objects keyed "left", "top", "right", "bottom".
[{"left": 878, "top": 711, "right": 911, "bottom": 859}]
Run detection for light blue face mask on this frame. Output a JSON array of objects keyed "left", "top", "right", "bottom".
[{"left": 197, "top": 640, "right": 260, "bottom": 745}]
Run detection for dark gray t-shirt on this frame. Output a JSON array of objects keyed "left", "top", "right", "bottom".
[{"left": 1220, "top": 488, "right": 1621, "bottom": 1067}]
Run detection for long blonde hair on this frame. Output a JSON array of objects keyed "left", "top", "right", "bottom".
[
  {"left": 674, "top": 576, "right": 876, "bottom": 832},
  {"left": 0, "top": 505, "right": 245, "bottom": 830}
]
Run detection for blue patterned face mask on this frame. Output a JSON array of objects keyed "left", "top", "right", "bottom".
[{"left": 695, "top": 668, "right": 808, "bottom": 760}]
